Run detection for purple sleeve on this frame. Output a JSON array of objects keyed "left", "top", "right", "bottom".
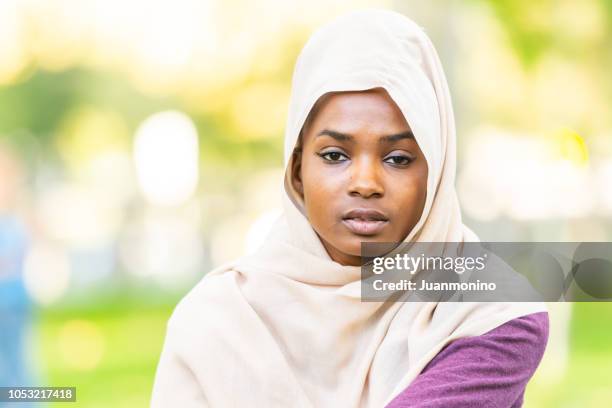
[{"left": 386, "top": 311, "right": 549, "bottom": 408}]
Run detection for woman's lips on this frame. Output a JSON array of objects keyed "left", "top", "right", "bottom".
[
  {"left": 342, "top": 218, "right": 388, "bottom": 236},
  {"left": 341, "top": 208, "right": 389, "bottom": 236}
]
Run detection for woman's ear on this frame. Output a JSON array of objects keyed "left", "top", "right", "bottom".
[
  {"left": 291, "top": 146, "right": 304, "bottom": 198},
  {"left": 291, "top": 132, "right": 305, "bottom": 198}
]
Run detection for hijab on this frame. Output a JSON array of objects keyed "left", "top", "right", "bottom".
[{"left": 151, "top": 9, "right": 546, "bottom": 407}]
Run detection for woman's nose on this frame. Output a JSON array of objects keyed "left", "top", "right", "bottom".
[{"left": 347, "top": 157, "right": 384, "bottom": 198}]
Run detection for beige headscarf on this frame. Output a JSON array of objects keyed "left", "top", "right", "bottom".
[{"left": 151, "top": 9, "right": 546, "bottom": 408}]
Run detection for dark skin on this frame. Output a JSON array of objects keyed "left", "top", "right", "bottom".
[{"left": 291, "top": 88, "right": 428, "bottom": 266}]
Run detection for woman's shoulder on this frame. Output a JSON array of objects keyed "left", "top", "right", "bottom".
[
  {"left": 475, "top": 311, "right": 550, "bottom": 361},
  {"left": 386, "top": 312, "right": 550, "bottom": 407},
  {"left": 492, "top": 311, "right": 549, "bottom": 342},
  {"left": 438, "top": 311, "right": 550, "bottom": 370}
]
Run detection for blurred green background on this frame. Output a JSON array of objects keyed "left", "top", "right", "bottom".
[{"left": 0, "top": 0, "right": 611, "bottom": 407}]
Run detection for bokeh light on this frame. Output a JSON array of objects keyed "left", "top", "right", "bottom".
[
  {"left": 0, "top": 0, "right": 29, "bottom": 85},
  {"left": 458, "top": 127, "right": 594, "bottom": 221},
  {"left": 119, "top": 210, "right": 204, "bottom": 287},
  {"left": 133, "top": 111, "right": 199, "bottom": 207},
  {"left": 23, "top": 243, "right": 71, "bottom": 306},
  {"left": 58, "top": 319, "right": 106, "bottom": 371},
  {"left": 38, "top": 183, "right": 122, "bottom": 249}
]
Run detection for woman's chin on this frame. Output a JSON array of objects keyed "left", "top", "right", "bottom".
[{"left": 339, "top": 239, "right": 383, "bottom": 260}]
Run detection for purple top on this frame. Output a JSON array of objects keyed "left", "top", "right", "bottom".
[{"left": 386, "top": 311, "right": 549, "bottom": 408}]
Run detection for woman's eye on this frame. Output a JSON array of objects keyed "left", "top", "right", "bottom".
[
  {"left": 319, "top": 151, "right": 348, "bottom": 162},
  {"left": 384, "top": 155, "right": 413, "bottom": 166}
]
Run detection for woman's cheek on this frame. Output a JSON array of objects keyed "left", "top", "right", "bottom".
[{"left": 305, "top": 165, "right": 345, "bottom": 195}]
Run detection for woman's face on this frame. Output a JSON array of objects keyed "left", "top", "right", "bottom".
[{"left": 291, "top": 88, "right": 428, "bottom": 266}]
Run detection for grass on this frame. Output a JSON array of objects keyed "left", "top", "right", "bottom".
[{"left": 36, "top": 288, "right": 176, "bottom": 408}]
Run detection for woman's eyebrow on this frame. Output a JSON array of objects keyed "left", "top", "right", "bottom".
[
  {"left": 379, "top": 130, "right": 414, "bottom": 143},
  {"left": 316, "top": 129, "right": 414, "bottom": 143},
  {"left": 316, "top": 129, "right": 353, "bottom": 142}
]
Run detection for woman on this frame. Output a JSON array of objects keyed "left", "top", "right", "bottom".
[{"left": 151, "top": 9, "right": 548, "bottom": 407}]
